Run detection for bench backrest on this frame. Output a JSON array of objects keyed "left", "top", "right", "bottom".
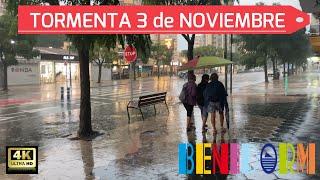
[{"left": 138, "top": 92, "right": 167, "bottom": 107}]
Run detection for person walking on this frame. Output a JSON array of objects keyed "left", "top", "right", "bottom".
[
  {"left": 196, "top": 74, "right": 209, "bottom": 133},
  {"left": 180, "top": 73, "right": 197, "bottom": 132},
  {"left": 204, "top": 73, "right": 227, "bottom": 135}
]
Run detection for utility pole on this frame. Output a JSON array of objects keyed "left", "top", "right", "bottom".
[
  {"left": 0, "top": 59, "right": 3, "bottom": 89},
  {"left": 69, "top": 41, "right": 72, "bottom": 87},
  {"left": 224, "top": 35, "right": 228, "bottom": 91},
  {"left": 230, "top": 34, "right": 233, "bottom": 94},
  {"left": 170, "top": 40, "right": 174, "bottom": 77}
]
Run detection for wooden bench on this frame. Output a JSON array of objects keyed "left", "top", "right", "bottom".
[{"left": 127, "top": 92, "right": 169, "bottom": 123}]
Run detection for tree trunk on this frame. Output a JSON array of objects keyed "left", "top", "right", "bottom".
[
  {"left": 182, "top": 34, "right": 195, "bottom": 75},
  {"left": 0, "top": 62, "right": 3, "bottom": 89},
  {"left": 111, "top": 64, "right": 113, "bottom": 80},
  {"left": 78, "top": 46, "right": 93, "bottom": 138},
  {"left": 2, "top": 63, "right": 8, "bottom": 91},
  {"left": 283, "top": 63, "right": 286, "bottom": 77},
  {"left": 187, "top": 41, "right": 194, "bottom": 61},
  {"left": 230, "top": 34, "right": 233, "bottom": 94},
  {"left": 133, "top": 62, "right": 136, "bottom": 80},
  {"left": 224, "top": 35, "right": 228, "bottom": 90},
  {"left": 287, "top": 63, "right": 290, "bottom": 76},
  {"left": 97, "top": 64, "right": 102, "bottom": 83},
  {"left": 264, "top": 60, "right": 269, "bottom": 83},
  {"left": 272, "top": 59, "right": 276, "bottom": 80},
  {"left": 157, "top": 60, "right": 160, "bottom": 79}
]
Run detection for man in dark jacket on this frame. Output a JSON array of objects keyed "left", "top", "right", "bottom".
[
  {"left": 204, "top": 73, "right": 227, "bottom": 135},
  {"left": 197, "top": 74, "right": 209, "bottom": 133}
]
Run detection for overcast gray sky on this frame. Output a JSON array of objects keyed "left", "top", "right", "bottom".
[{"left": 177, "top": 0, "right": 303, "bottom": 51}]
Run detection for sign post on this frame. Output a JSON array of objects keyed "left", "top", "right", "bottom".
[{"left": 124, "top": 45, "right": 137, "bottom": 100}]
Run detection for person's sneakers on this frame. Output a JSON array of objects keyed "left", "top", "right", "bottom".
[
  {"left": 212, "top": 130, "right": 217, "bottom": 135},
  {"left": 221, "top": 128, "right": 227, "bottom": 134},
  {"left": 202, "top": 124, "right": 208, "bottom": 132},
  {"left": 202, "top": 127, "right": 207, "bottom": 133}
]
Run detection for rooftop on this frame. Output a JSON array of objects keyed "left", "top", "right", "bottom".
[{"left": 35, "top": 47, "right": 77, "bottom": 56}]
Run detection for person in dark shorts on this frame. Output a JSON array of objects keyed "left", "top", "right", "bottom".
[
  {"left": 183, "top": 73, "right": 197, "bottom": 132},
  {"left": 204, "top": 73, "right": 227, "bottom": 135},
  {"left": 196, "top": 74, "right": 209, "bottom": 133}
]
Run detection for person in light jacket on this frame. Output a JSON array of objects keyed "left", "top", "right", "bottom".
[{"left": 183, "top": 73, "right": 197, "bottom": 132}]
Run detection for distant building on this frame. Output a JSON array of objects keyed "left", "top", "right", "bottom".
[
  {"left": 119, "top": 0, "right": 141, "bottom": 5},
  {"left": 194, "top": 34, "right": 205, "bottom": 48},
  {"left": 194, "top": 34, "right": 237, "bottom": 55},
  {"left": 4, "top": 47, "right": 115, "bottom": 86},
  {"left": 301, "top": 0, "right": 320, "bottom": 55},
  {"left": 310, "top": 14, "right": 320, "bottom": 35}
]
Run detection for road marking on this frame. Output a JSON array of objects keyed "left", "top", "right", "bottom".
[
  {"left": 93, "top": 90, "right": 153, "bottom": 97},
  {"left": 22, "top": 107, "right": 58, "bottom": 113},
  {"left": 0, "top": 112, "right": 26, "bottom": 117},
  {"left": 91, "top": 101, "right": 112, "bottom": 105},
  {"left": 0, "top": 116, "right": 11, "bottom": 122},
  {"left": 0, "top": 114, "right": 27, "bottom": 122}
]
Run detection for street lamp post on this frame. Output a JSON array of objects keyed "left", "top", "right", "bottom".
[
  {"left": 230, "top": 34, "right": 233, "bottom": 94},
  {"left": 224, "top": 35, "right": 228, "bottom": 91},
  {"left": 69, "top": 42, "right": 72, "bottom": 87}
]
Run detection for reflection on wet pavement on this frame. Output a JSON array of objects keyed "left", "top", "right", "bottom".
[{"left": 0, "top": 72, "right": 319, "bottom": 179}]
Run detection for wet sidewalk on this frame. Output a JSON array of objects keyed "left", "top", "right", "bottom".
[{"left": 0, "top": 72, "right": 319, "bottom": 179}]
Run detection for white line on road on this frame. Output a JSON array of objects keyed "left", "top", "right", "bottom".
[
  {"left": 0, "top": 114, "right": 27, "bottom": 122},
  {"left": 0, "top": 112, "right": 26, "bottom": 117},
  {"left": 22, "top": 107, "right": 59, "bottom": 113}
]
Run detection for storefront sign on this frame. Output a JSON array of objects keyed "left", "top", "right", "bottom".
[
  {"left": 11, "top": 67, "right": 33, "bottom": 73},
  {"left": 8, "top": 64, "right": 40, "bottom": 86},
  {"left": 41, "top": 53, "right": 78, "bottom": 61},
  {"left": 63, "top": 55, "right": 75, "bottom": 60},
  {"left": 18, "top": 5, "right": 310, "bottom": 34}
]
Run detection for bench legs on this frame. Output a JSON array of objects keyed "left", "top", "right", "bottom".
[
  {"left": 127, "top": 103, "right": 169, "bottom": 123},
  {"left": 127, "top": 106, "right": 131, "bottom": 124},
  {"left": 165, "top": 101, "right": 169, "bottom": 113},
  {"left": 139, "top": 108, "right": 144, "bottom": 121},
  {"left": 127, "top": 107, "right": 145, "bottom": 123}
]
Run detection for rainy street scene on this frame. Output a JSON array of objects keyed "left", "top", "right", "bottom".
[{"left": 0, "top": 0, "right": 320, "bottom": 180}]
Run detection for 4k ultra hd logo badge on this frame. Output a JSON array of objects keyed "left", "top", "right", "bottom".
[{"left": 6, "top": 146, "right": 38, "bottom": 174}]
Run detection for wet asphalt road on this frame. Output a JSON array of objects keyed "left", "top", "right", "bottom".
[{"left": 0, "top": 72, "right": 319, "bottom": 179}]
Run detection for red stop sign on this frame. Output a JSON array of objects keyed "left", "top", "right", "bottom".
[{"left": 124, "top": 45, "right": 137, "bottom": 63}]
